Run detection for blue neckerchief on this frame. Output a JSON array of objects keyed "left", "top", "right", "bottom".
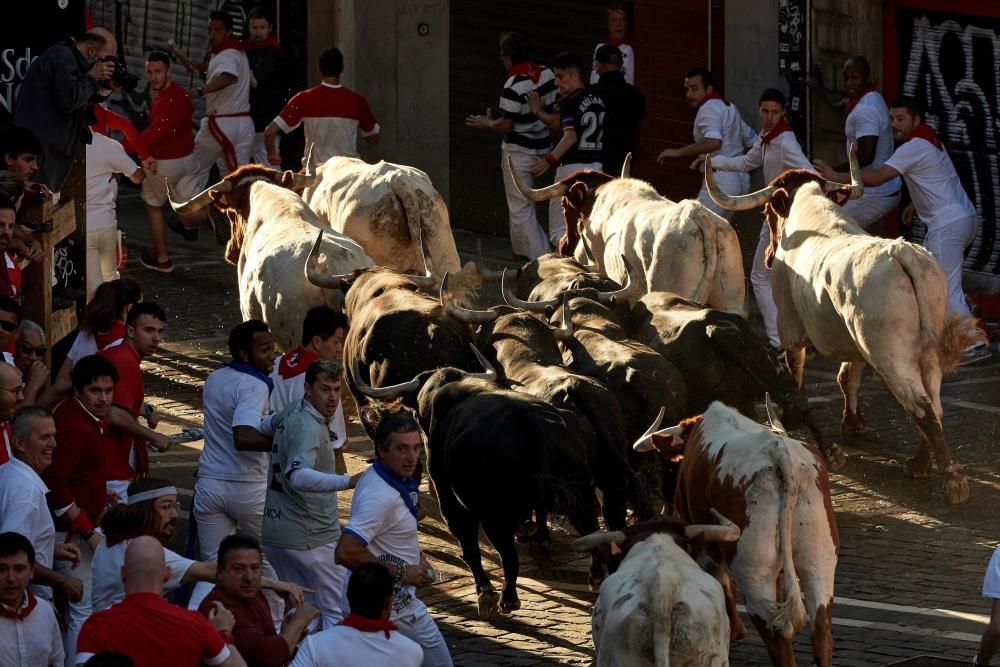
[
  {"left": 228, "top": 360, "right": 274, "bottom": 395},
  {"left": 372, "top": 460, "right": 420, "bottom": 517}
]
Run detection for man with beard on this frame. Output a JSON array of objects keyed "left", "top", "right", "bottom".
[
  {"left": 0, "top": 198, "right": 25, "bottom": 301},
  {"left": 245, "top": 7, "right": 288, "bottom": 165}
]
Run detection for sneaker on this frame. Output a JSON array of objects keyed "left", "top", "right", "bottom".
[
  {"left": 139, "top": 249, "right": 174, "bottom": 273},
  {"left": 166, "top": 214, "right": 199, "bottom": 242},
  {"left": 959, "top": 342, "right": 991, "bottom": 366},
  {"left": 207, "top": 206, "right": 231, "bottom": 245}
]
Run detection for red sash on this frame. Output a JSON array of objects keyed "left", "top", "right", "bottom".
[
  {"left": 207, "top": 113, "right": 251, "bottom": 172},
  {"left": 278, "top": 347, "right": 321, "bottom": 380},
  {"left": 762, "top": 120, "right": 795, "bottom": 145},
  {"left": 0, "top": 590, "right": 37, "bottom": 620},
  {"left": 697, "top": 89, "right": 730, "bottom": 108},
  {"left": 339, "top": 613, "right": 397, "bottom": 639},
  {"left": 507, "top": 61, "right": 542, "bottom": 84},
  {"left": 908, "top": 123, "right": 943, "bottom": 150}
]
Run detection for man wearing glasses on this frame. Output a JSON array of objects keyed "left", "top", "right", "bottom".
[{"left": 13, "top": 320, "right": 48, "bottom": 407}]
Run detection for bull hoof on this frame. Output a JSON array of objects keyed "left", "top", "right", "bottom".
[
  {"left": 477, "top": 590, "right": 501, "bottom": 618},
  {"left": 500, "top": 593, "right": 521, "bottom": 614},
  {"left": 514, "top": 520, "right": 537, "bottom": 543},
  {"left": 588, "top": 574, "right": 605, "bottom": 592},
  {"left": 823, "top": 443, "right": 847, "bottom": 471},
  {"left": 945, "top": 474, "right": 970, "bottom": 505},
  {"left": 904, "top": 456, "right": 933, "bottom": 479},
  {"left": 840, "top": 411, "right": 865, "bottom": 435}
]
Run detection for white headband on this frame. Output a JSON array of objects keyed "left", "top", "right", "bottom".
[{"left": 126, "top": 486, "right": 177, "bottom": 505}]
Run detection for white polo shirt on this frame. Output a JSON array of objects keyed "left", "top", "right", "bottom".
[
  {"left": 695, "top": 98, "right": 755, "bottom": 159},
  {"left": 290, "top": 625, "right": 423, "bottom": 667},
  {"left": 845, "top": 91, "right": 900, "bottom": 196},
  {"left": 342, "top": 468, "right": 425, "bottom": 619},
  {"left": 0, "top": 458, "right": 55, "bottom": 573},
  {"left": 91, "top": 539, "right": 196, "bottom": 612},
  {"left": 206, "top": 48, "right": 250, "bottom": 116},
  {"left": 270, "top": 354, "right": 346, "bottom": 451},
  {"left": 85, "top": 132, "right": 139, "bottom": 231},
  {"left": 0, "top": 594, "right": 64, "bottom": 667},
  {"left": 885, "top": 135, "right": 977, "bottom": 229},
  {"left": 199, "top": 366, "right": 271, "bottom": 483},
  {"left": 589, "top": 42, "right": 635, "bottom": 85}
]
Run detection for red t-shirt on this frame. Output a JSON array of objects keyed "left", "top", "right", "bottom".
[
  {"left": 0, "top": 251, "right": 22, "bottom": 301},
  {"left": 77, "top": 592, "right": 230, "bottom": 667},
  {"left": 199, "top": 587, "right": 289, "bottom": 667},
  {"left": 44, "top": 398, "right": 109, "bottom": 529},
  {"left": 140, "top": 81, "right": 196, "bottom": 160},
  {"left": 98, "top": 342, "right": 145, "bottom": 480}
]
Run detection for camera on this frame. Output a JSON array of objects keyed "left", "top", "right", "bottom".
[{"left": 98, "top": 55, "right": 139, "bottom": 91}]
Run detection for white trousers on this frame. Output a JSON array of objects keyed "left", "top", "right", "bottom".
[
  {"left": 923, "top": 214, "right": 978, "bottom": 318},
  {"left": 192, "top": 115, "right": 255, "bottom": 186},
  {"left": 841, "top": 190, "right": 901, "bottom": 230},
  {"left": 141, "top": 153, "right": 203, "bottom": 207},
  {"left": 86, "top": 227, "right": 119, "bottom": 301},
  {"left": 395, "top": 609, "right": 454, "bottom": 667},
  {"left": 190, "top": 477, "right": 280, "bottom": 616},
  {"left": 750, "top": 220, "right": 781, "bottom": 348},
  {"left": 697, "top": 170, "right": 750, "bottom": 220},
  {"left": 250, "top": 131, "right": 269, "bottom": 165},
  {"left": 501, "top": 148, "right": 552, "bottom": 260},
  {"left": 547, "top": 162, "right": 602, "bottom": 245},
  {"left": 264, "top": 542, "right": 349, "bottom": 629},
  {"left": 54, "top": 532, "right": 94, "bottom": 667}
]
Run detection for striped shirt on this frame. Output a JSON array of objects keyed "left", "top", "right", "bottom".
[{"left": 499, "top": 68, "right": 558, "bottom": 154}]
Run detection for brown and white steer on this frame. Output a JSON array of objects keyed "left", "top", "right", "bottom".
[
  {"left": 634, "top": 400, "right": 840, "bottom": 667},
  {"left": 704, "top": 147, "right": 985, "bottom": 504},
  {"left": 507, "top": 159, "right": 746, "bottom": 315},
  {"left": 573, "top": 517, "right": 741, "bottom": 667}
]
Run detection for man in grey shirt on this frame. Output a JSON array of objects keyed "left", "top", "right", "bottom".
[{"left": 262, "top": 359, "right": 359, "bottom": 629}]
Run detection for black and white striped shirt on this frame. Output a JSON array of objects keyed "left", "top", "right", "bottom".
[{"left": 499, "top": 67, "right": 558, "bottom": 154}]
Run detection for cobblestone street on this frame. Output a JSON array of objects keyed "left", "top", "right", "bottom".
[{"left": 117, "top": 188, "right": 999, "bottom": 666}]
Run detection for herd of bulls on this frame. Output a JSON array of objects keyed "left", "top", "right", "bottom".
[{"left": 167, "top": 143, "right": 985, "bottom": 666}]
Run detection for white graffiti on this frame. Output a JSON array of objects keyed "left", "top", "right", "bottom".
[{"left": 54, "top": 243, "right": 74, "bottom": 287}]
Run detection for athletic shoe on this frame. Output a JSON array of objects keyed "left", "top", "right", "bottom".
[
  {"left": 139, "top": 249, "right": 174, "bottom": 273},
  {"left": 959, "top": 342, "right": 991, "bottom": 366},
  {"left": 166, "top": 214, "right": 199, "bottom": 242},
  {"left": 207, "top": 206, "right": 231, "bottom": 245}
]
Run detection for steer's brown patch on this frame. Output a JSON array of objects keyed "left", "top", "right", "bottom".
[
  {"left": 762, "top": 169, "right": 849, "bottom": 269},
  {"left": 208, "top": 166, "right": 288, "bottom": 264},
  {"left": 555, "top": 171, "right": 615, "bottom": 255}
]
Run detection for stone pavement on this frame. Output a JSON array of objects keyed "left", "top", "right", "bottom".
[{"left": 115, "top": 186, "right": 999, "bottom": 665}]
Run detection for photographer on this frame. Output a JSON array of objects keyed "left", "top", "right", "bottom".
[{"left": 12, "top": 28, "right": 118, "bottom": 193}]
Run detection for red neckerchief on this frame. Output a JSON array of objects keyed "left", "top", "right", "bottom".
[
  {"left": 507, "top": 61, "right": 542, "bottom": 84},
  {"left": 95, "top": 321, "right": 126, "bottom": 350},
  {"left": 845, "top": 84, "right": 875, "bottom": 115},
  {"left": 278, "top": 347, "right": 321, "bottom": 380},
  {"left": 762, "top": 120, "right": 795, "bottom": 145},
  {"left": 907, "top": 123, "right": 943, "bottom": 150},
  {"left": 697, "top": 89, "right": 730, "bottom": 108},
  {"left": 211, "top": 36, "right": 245, "bottom": 55},
  {"left": 339, "top": 613, "right": 398, "bottom": 639},
  {"left": 244, "top": 34, "right": 284, "bottom": 55},
  {"left": 0, "top": 254, "right": 14, "bottom": 299},
  {"left": 0, "top": 589, "right": 37, "bottom": 620}
]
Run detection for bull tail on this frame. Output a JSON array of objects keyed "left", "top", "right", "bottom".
[
  {"left": 771, "top": 443, "right": 807, "bottom": 637},
  {"left": 689, "top": 202, "right": 720, "bottom": 306},
  {"left": 888, "top": 241, "right": 985, "bottom": 374}
]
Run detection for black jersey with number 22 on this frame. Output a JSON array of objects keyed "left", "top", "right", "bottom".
[{"left": 560, "top": 88, "right": 606, "bottom": 166}]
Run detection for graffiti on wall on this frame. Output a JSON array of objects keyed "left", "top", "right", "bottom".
[
  {"left": 778, "top": 0, "right": 809, "bottom": 147},
  {"left": 898, "top": 8, "right": 1000, "bottom": 292}
]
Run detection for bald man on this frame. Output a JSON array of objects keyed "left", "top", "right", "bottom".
[
  {"left": 77, "top": 536, "right": 249, "bottom": 667},
  {"left": 13, "top": 29, "right": 117, "bottom": 192}
]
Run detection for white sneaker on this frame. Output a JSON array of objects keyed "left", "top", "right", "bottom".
[{"left": 959, "top": 342, "right": 991, "bottom": 366}]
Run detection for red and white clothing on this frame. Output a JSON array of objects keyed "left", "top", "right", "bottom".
[
  {"left": 66, "top": 323, "right": 125, "bottom": 366},
  {"left": 193, "top": 45, "right": 253, "bottom": 180},
  {"left": 198, "top": 587, "right": 290, "bottom": 667},
  {"left": 85, "top": 133, "right": 138, "bottom": 295},
  {"left": 290, "top": 622, "right": 423, "bottom": 667},
  {"left": 140, "top": 80, "right": 201, "bottom": 208},
  {"left": 0, "top": 591, "right": 64, "bottom": 666},
  {"left": 0, "top": 250, "right": 22, "bottom": 301},
  {"left": 0, "top": 421, "right": 11, "bottom": 465},
  {"left": 76, "top": 592, "right": 230, "bottom": 666},
  {"left": 274, "top": 83, "right": 379, "bottom": 162},
  {"left": 0, "top": 457, "right": 55, "bottom": 583},
  {"left": 270, "top": 348, "right": 346, "bottom": 450},
  {"left": 98, "top": 341, "right": 147, "bottom": 494},
  {"left": 90, "top": 539, "right": 196, "bottom": 612},
  {"left": 842, "top": 90, "right": 901, "bottom": 229},
  {"left": 92, "top": 105, "right": 149, "bottom": 161},
  {"left": 694, "top": 95, "right": 755, "bottom": 220},
  {"left": 590, "top": 41, "right": 635, "bottom": 85}
]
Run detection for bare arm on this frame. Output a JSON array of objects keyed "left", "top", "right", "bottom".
[
  {"left": 465, "top": 107, "right": 514, "bottom": 134},
  {"left": 334, "top": 532, "right": 433, "bottom": 586},
  {"left": 832, "top": 135, "right": 878, "bottom": 171},
  {"left": 264, "top": 122, "right": 282, "bottom": 165},
  {"left": 204, "top": 73, "right": 238, "bottom": 94},
  {"left": 127, "top": 167, "right": 145, "bottom": 185},
  {"left": 232, "top": 425, "right": 272, "bottom": 452},
  {"left": 658, "top": 138, "right": 723, "bottom": 162},
  {"left": 108, "top": 405, "right": 171, "bottom": 452}
]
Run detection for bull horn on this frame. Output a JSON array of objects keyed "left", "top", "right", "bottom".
[
  {"left": 632, "top": 406, "right": 667, "bottom": 452},
  {"left": 764, "top": 392, "right": 788, "bottom": 436},
  {"left": 350, "top": 358, "right": 422, "bottom": 398},
  {"left": 597, "top": 255, "right": 639, "bottom": 305},
  {"left": 705, "top": 153, "right": 777, "bottom": 211},
  {"left": 620, "top": 152, "right": 632, "bottom": 179},
  {"left": 287, "top": 143, "right": 321, "bottom": 189},
  {"left": 506, "top": 155, "right": 569, "bottom": 202},
  {"left": 403, "top": 272, "right": 439, "bottom": 289},
  {"left": 579, "top": 228, "right": 599, "bottom": 270},
  {"left": 475, "top": 239, "right": 516, "bottom": 282},
  {"left": 501, "top": 269, "right": 559, "bottom": 313},
  {"left": 572, "top": 530, "right": 626, "bottom": 552},
  {"left": 439, "top": 273, "right": 498, "bottom": 323},
  {"left": 820, "top": 143, "right": 864, "bottom": 201},
  {"left": 468, "top": 344, "right": 498, "bottom": 382},
  {"left": 304, "top": 230, "right": 358, "bottom": 289},
  {"left": 684, "top": 509, "right": 741, "bottom": 543},
  {"left": 167, "top": 178, "right": 232, "bottom": 215},
  {"left": 550, "top": 294, "right": 574, "bottom": 341}
]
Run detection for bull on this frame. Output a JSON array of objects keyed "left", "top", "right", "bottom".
[
  {"left": 705, "top": 146, "right": 984, "bottom": 504},
  {"left": 506, "top": 158, "right": 746, "bottom": 315},
  {"left": 634, "top": 400, "right": 840, "bottom": 667}
]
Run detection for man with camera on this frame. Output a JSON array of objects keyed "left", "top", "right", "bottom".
[{"left": 12, "top": 28, "right": 119, "bottom": 193}]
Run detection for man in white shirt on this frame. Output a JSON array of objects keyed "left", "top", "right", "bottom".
[
  {"left": 291, "top": 563, "right": 423, "bottom": 667},
  {"left": 702, "top": 88, "right": 815, "bottom": 351},
  {"left": 0, "top": 532, "right": 64, "bottom": 667},
  {"left": 589, "top": 3, "right": 635, "bottom": 86},
  {"left": 657, "top": 67, "right": 755, "bottom": 220},
  {"left": 335, "top": 411, "right": 451, "bottom": 667},
  {"left": 829, "top": 96, "right": 987, "bottom": 365},
  {"left": 85, "top": 130, "right": 145, "bottom": 300},
  {"left": 191, "top": 320, "right": 280, "bottom": 613}
]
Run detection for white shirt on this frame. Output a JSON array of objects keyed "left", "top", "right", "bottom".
[
  {"left": 711, "top": 128, "right": 815, "bottom": 184},
  {"left": 885, "top": 136, "right": 977, "bottom": 229},
  {"left": 91, "top": 539, "right": 195, "bottom": 612},
  {"left": 0, "top": 458, "right": 55, "bottom": 573},
  {"left": 2, "top": 351, "right": 12, "bottom": 365},
  {"left": 270, "top": 355, "right": 346, "bottom": 450},
  {"left": 290, "top": 625, "right": 423, "bottom": 667},
  {"left": 0, "top": 594, "right": 64, "bottom": 667},
  {"left": 85, "top": 133, "right": 138, "bottom": 231},
  {"left": 695, "top": 98, "right": 755, "bottom": 159},
  {"left": 66, "top": 331, "right": 123, "bottom": 365},
  {"left": 845, "top": 91, "right": 901, "bottom": 196},
  {"left": 200, "top": 366, "right": 271, "bottom": 482},
  {"left": 590, "top": 42, "right": 635, "bottom": 85},
  {"left": 206, "top": 48, "right": 251, "bottom": 116},
  {"left": 343, "top": 468, "right": 425, "bottom": 619}
]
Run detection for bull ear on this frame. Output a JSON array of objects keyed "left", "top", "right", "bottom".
[
  {"left": 280, "top": 171, "right": 295, "bottom": 188},
  {"left": 769, "top": 188, "right": 792, "bottom": 218},
  {"left": 565, "top": 181, "right": 590, "bottom": 211},
  {"left": 208, "top": 189, "right": 224, "bottom": 205},
  {"left": 634, "top": 424, "right": 685, "bottom": 453}
]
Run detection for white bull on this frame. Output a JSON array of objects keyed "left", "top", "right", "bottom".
[
  {"left": 507, "top": 159, "right": 746, "bottom": 316},
  {"left": 170, "top": 163, "right": 373, "bottom": 350},
  {"left": 705, "top": 147, "right": 984, "bottom": 504}
]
